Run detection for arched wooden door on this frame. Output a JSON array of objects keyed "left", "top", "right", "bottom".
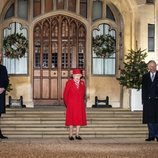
[{"left": 33, "top": 15, "right": 86, "bottom": 106}]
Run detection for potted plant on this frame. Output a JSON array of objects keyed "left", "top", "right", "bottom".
[{"left": 117, "top": 48, "right": 148, "bottom": 111}]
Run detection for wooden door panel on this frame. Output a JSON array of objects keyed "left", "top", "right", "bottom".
[
  {"left": 42, "top": 79, "right": 49, "bottom": 98},
  {"left": 61, "top": 70, "right": 68, "bottom": 77},
  {"left": 34, "top": 70, "right": 40, "bottom": 76},
  {"left": 42, "top": 70, "right": 49, "bottom": 76},
  {"left": 51, "top": 79, "right": 58, "bottom": 98},
  {"left": 61, "top": 79, "right": 68, "bottom": 99},
  {"left": 34, "top": 79, "right": 41, "bottom": 98},
  {"left": 51, "top": 70, "right": 58, "bottom": 77}
]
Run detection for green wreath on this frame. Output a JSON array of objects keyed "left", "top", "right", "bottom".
[
  {"left": 92, "top": 34, "right": 116, "bottom": 58},
  {"left": 3, "top": 33, "right": 28, "bottom": 59}
]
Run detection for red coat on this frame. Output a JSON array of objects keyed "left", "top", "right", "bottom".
[{"left": 64, "top": 79, "right": 87, "bottom": 126}]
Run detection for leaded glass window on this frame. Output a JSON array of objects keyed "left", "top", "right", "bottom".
[
  {"left": 3, "top": 22, "right": 28, "bottom": 75},
  {"left": 4, "top": 3, "right": 14, "bottom": 19},
  {"left": 18, "top": 0, "right": 28, "bottom": 19},
  {"left": 92, "top": 24, "right": 116, "bottom": 75},
  {"left": 33, "top": 0, "right": 41, "bottom": 17},
  {"left": 80, "top": 0, "right": 87, "bottom": 18},
  {"left": 148, "top": 24, "right": 155, "bottom": 52},
  {"left": 92, "top": 0, "right": 102, "bottom": 21}
]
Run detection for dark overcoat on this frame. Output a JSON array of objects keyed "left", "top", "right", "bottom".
[
  {"left": 142, "top": 71, "right": 158, "bottom": 123},
  {"left": 0, "top": 65, "right": 9, "bottom": 114}
]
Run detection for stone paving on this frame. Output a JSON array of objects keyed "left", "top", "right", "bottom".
[{"left": 0, "top": 137, "right": 158, "bottom": 158}]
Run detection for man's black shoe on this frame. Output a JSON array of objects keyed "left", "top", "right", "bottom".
[
  {"left": 0, "top": 135, "right": 8, "bottom": 139},
  {"left": 145, "top": 137, "right": 155, "bottom": 141}
]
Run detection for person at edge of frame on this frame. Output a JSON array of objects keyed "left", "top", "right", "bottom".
[
  {"left": 142, "top": 60, "right": 158, "bottom": 142},
  {"left": 0, "top": 53, "right": 9, "bottom": 139}
]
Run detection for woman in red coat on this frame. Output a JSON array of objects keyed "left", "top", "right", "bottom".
[{"left": 64, "top": 68, "right": 87, "bottom": 140}]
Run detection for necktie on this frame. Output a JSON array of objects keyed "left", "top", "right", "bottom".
[{"left": 151, "top": 73, "right": 155, "bottom": 82}]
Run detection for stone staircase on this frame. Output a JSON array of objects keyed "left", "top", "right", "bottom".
[{"left": 1, "top": 107, "right": 147, "bottom": 138}]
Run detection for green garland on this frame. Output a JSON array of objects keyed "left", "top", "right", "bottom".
[
  {"left": 3, "top": 33, "right": 28, "bottom": 59},
  {"left": 92, "top": 34, "right": 116, "bottom": 58}
]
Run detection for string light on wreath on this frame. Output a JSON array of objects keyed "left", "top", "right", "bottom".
[
  {"left": 3, "top": 33, "right": 28, "bottom": 59},
  {"left": 92, "top": 34, "right": 116, "bottom": 58}
]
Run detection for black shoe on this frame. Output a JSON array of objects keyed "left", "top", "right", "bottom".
[
  {"left": 0, "top": 134, "right": 8, "bottom": 139},
  {"left": 75, "top": 136, "right": 82, "bottom": 140},
  {"left": 156, "top": 138, "right": 158, "bottom": 142},
  {"left": 145, "top": 137, "right": 155, "bottom": 141},
  {"left": 69, "top": 136, "right": 74, "bottom": 140}
]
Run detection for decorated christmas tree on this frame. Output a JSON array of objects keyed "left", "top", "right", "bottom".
[{"left": 117, "top": 48, "right": 148, "bottom": 90}]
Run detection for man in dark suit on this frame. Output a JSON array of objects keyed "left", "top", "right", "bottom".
[
  {"left": 142, "top": 60, "right": 158, "bottom": 142},
  {"left": 0, "top": 53, "right": 9, "bottom": 139}
]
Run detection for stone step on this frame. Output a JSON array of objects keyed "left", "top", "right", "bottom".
[
  {"left": 1, "top": 108, "right": 147, "bottom": 138},
  {"left": 3, "top": 131, "right": 147, "bottom": 138},
  {"left": 1, "top": 124, "right": 146, "bottom": 127}
]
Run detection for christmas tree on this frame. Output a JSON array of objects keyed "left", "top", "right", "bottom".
[{"left": 117, "top": 48, "right": 148, "bottom": 90}]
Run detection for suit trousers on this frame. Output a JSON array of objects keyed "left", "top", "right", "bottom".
[{"left": 148, "top": 123, "right": 158, "bottom": 138}]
